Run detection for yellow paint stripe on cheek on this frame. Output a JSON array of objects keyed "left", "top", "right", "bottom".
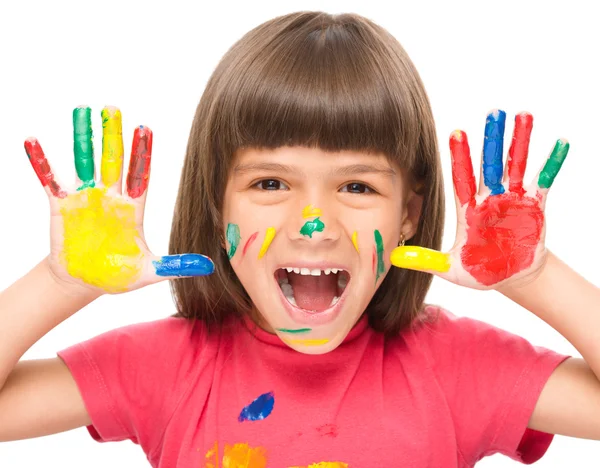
[
  {"left": 258, "top": 227, "right": 276, "bottom": 259},
  {"left": 390, "top": 245, "right": 450, "bottom": 273},
  {"left": 283, "top": 338, "right": 330, "bottom": 346},
  {"left": 59, "top": 187, "right": 143, "bottom": 292},
  {"left": 101, "top": 107, "right": 124, "bottom": 188},
  {"left": 351, "top": 231, "right": 359, "bottom": 253}
]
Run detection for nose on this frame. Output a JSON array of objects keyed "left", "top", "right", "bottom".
[{"left": 287, "top": 203, "right": 341, "bottom": 243}]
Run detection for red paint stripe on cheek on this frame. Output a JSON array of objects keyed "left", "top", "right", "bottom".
[
  {"left": 372, "top": 246, "right": 376, "bottom": 275},
  {"left": 242, "top": 231, "right": 259, "bottom": 257}
]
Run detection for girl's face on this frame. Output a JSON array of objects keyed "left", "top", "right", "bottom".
[{"left": 222, "top": 146, "right": 421, "bottom": 354}]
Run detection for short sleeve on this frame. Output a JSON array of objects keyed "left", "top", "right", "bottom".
[
  {"left": 57, "top": 316, "right": 205, "bottom": 456},
  {"left": 416, "top": 306, "right": 571, "bottom": 465}
]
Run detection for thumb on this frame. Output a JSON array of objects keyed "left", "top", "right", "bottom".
[
  {"left": 150, "top": 253, "right": 215, "bottom": 281},
  {"left": 390, "top": 245, "right": 451, "bottom": 274}
]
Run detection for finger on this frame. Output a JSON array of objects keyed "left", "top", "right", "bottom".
[
  {"left": 24, "top": 137, "right": 67, "bottom": 198},
  {"left": 480, "top": 109, "right": 506, "bottom": 196},
  {"left": 73, "top": 106, "right": 96, "bottom": 190},
  {"left": 506, "top": 112, "right": 533, "bottom": 194},
  {"left": 152, "top": 254, "right": 215, "bottom": 279},
  {"left": 449, "top": 130, "right": 476, "bottom": 206},
  {"left": 126, "top": 125, "right": 153, "bottom": 199},
  {"left": 536, "top": 139, "right": 569, "bottom": 190},
  {"left": 101, "top": 106, "right": 125, "bottom": 193},
  {"left": 390, "top": 245, "right": 450, "bottom": 274}
]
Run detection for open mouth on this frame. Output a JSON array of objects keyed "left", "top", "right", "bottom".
[{"left": 275, "top": 267, "right": 350, "bottom": 313}]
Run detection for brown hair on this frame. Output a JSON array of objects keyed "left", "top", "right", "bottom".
[{"left": 169, "top": 11, "right": 444, "bottom": 336}]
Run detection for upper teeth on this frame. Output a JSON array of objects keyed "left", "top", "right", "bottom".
[{"left": 284, "top": 267, "right": 344, "bottom": 276}]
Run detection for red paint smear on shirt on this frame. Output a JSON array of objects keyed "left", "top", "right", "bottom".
[
  {"left": 450, "top": 130, "right": 476, "bottom": 206},
  {"left": 24, "top": 138, "right": 67, "bottom": 198},
  {"left": 243, "top": 231, "right": 259, "bottom": 257},
  {"left": 507, "top": 113, "right": 533, "bottom": 195},
  {"left": 127, "top": 126, "right": 153, "bottom": 199},
  {"left": 461, "top": 192, "right": 543, "bottom": 286},
  {"left": 316, "top": 424, "right": 338, "bottom": 437}
]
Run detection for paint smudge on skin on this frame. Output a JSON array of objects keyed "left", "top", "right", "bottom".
[
  {"left": 243, "top": 231, "right": 259, "bottom": 257},
  {"left": 302, "top": 204, "right": 322, "bottom": 218},
  {"left": 153, "top": 254, "right": 214, "bottom": 277},
  {"left": 300, "top": 218, "right": 325, "bottom": 238},
  {"left": 390, "top": 245, "right": 450, "bottom": 273},
  {"left": 290, "top": 463, "right": 348, "bottom": 468},
  {"left": 238, "top": 392, "right": 275, "bottom": 422},
  {"left": 276, "top": 328, "right": 312, "bottom": 334},
  {"left": 507, "top": 113, "right": 533, "bottom": 195},
  {"left": 226, "top": 223, "right": 241, "bottom": 259},
  {"left": 73, "top": 106, "right": 96, "bottom": 190},
  {"left": 59, "top": 187, "right": 142, "bottom": 292},
  {"left": 483, "top": 110, "right": 506, "bottom": 195},
  {"left": 126, "top": 125, "right": 153, "bottom": 199},
  {"left": 101, "top": 106, "right": 124, "bottom": 188},
  {"left": 374, "top": 230, "right": 385, "bottom": 282},
  {"left": 24, "top": 138, "right": 67, "bottom": 198},
  {"left": 283, "top": 338, "right": 330, "bottom": 346},
  {"left": 258, "top": 227, "right": 276, "bottom": 258},
  {"left": 538, "top": 139, "right": 569, "bottom": 189},
  {"left": 204, "top": 441, "right": 267, "bottom": 468},
  {"left": 351, "top": 231, "right": 359, "bottom": 253},
  {"left": 449, "top": 130, "right": 476, "bottom": 206},
  {"left": 316, "top": 424, "right": 338, "bottom": 438}
]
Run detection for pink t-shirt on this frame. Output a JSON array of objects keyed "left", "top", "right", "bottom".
[{"left": 57, "top": 305, "right": 569, "bottom": 467}]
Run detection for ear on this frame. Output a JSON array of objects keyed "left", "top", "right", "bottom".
[{"left": 400, "top": 188, "right": 424, "bottom": 241}]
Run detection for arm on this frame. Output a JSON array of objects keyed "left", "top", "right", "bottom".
[
  {"left": 0, "top": 258, "right": 99, "bottom": 441},
  {"left": 499, "top": 251, "right": 600, "bottom": 439}
]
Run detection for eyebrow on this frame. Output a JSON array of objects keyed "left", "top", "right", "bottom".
[{"left": 233, "top": 162, "right": 396, "bottom": 177}]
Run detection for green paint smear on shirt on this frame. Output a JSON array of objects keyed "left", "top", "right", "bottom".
[
  {"left": 538, "top": 140, "right": 569, "bottom": 189},
  {"left": 226, "top": 223, "right": 241, "bottom": 259},
  {"left": 276, "top": 328, "right": 312, "bottom": 334},
  {"left": 374, "top": 229, "right": 385, "bottom": 282},
  {"left": 73, "top": 107, "right": 95, "bottom": 187},
  {"left": 300, "top": 217, "right": 325, "bottom": 238}
]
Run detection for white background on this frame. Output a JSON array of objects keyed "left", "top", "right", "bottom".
[{"left": 0, "top": 0, "right": 598, "bottom": 466}]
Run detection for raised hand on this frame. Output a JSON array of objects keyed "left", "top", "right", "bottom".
[
  {"left": 390, "top": 110, "right": 569, "bottom": 290},
  {"left": 24, "top": 105, "right": 214, "bottom": 294}
]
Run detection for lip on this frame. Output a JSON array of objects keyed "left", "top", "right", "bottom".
[{"left": 273, "top": 271, "right": 351, "bottom": 326}]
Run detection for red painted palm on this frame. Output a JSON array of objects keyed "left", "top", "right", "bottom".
[{"left": 391, "top": 110, "right": 569, "bottom": 290}]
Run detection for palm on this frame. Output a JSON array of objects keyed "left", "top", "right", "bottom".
[
  {"left": 391, "top": 110, "right": 569, "bottom": 290},
  {"left": 25, "top": 105, "right": 213, "bottom": 294}
]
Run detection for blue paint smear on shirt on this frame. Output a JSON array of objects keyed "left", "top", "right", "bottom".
[{"left": 238, "top": 391, "right": 275, "bottom": 422}]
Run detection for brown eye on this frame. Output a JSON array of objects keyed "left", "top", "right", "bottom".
[
  {"left": 255, "top": 179, "right": 288, "bottom": 190},
  {"left": 341, "top": 182, "right": 374, "bottom": 194}
]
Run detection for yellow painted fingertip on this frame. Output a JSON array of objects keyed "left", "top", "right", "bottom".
[
  {"left": 258, "top": 227, "right": 276, "bottom": 258},
  {"left": 101, "top": 106, "right": 124, "bottom": 188},
  {"left": 302, "top": 204, "right": 322, "bottom": 218},
  {"left": 351, "top": 231, "right": 359, "bottom": 253},
  {"left": 390, "top": 245, "right": 450, "bottom": 273}
]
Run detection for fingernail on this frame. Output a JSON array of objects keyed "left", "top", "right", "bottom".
[{"left": 153, "top": 254, "right": 215, "bottom": 277}]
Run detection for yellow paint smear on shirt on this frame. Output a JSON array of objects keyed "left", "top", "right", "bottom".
[
  {"left": 290, "top": 463, "right": 348, "bottom": 468},
  {"left": 204, "top": 441, "right": 267, "bottom": 468},
  {"left": 101, "top": 106, "right": 124, "bottom": 188},
  {"left": 302, "top": 204, "right": 322, "bottom": 218},
  {"left": 59, "top": 187, "right": 143, "bottom": 293},
  {"left": 390, "top": 245, "right": 450, "bottom": 273},
  {"left": 283, "top": 338, "right": 330, "bottom": 346},
  {"left": 258, "top": 227, "right": 276, "bottom": 259},
  {"left": 351, "top": 231, "right": 359, "bottom": 253}
]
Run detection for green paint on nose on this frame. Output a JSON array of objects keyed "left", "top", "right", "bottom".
[{"left": 300, "top": 217, "right": 325, "bottom": 238}]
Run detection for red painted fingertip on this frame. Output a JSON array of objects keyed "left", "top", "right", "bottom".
[
  {"left": 507, "top": 112, "right": 533, "bottom": 195},
  {"left": 449, "top": 130, "right": 476, "bottom": 206},
  {"left": 24, "top": 137, "right": 67, "bottom": 198},
  {"left": 127, "top": 125, "right": 153, "bottom": 199}
]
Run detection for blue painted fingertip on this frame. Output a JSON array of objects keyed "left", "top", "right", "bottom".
[
  {"left": 483, "top": 109, "right": 506, "bottom": 195},
  {"left": 238, "top": 392, "right": 275, "bottom": 422},
  {"left": 153, "top": 254, "right": 215, "bottom": 277}
]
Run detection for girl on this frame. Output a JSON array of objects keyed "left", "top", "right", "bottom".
[{"left": 1, "top": 10, "right": 599, "bottom": 468}]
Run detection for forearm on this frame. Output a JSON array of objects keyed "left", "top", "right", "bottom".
[
  {"left": 0, "top": 257, "right": 100, "bottom": 390},
  {"left": 499, "top": 250, "right": 600, "bottom": 380}
]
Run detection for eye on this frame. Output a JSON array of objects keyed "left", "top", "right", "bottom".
[
  {"left": 254, "top": 179, "right": 289, "bottom": 191},
  {"left": 340, "top": 182, "right": 375, "bottom": 194}
]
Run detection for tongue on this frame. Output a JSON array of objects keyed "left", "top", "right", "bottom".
[{"left": 288, "top": 272, "right": 337, "bottom": 312}]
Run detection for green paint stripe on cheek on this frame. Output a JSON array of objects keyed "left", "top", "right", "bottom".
[
  {"left": 374, "top": 229, "right": 385, "bottom": 282},
  {"left": 226, "top": 223, "right": 241, "bottom": 259}
]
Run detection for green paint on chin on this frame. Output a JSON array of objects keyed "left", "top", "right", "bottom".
[
  {"left": 276, "top": 328, "right": 312, "bottom": 334},
  {"left": 226, "top": 223, "right": 241, "bottom": 259},
  {"left": 374, "top": 229, "right": 385, "bottom": 282},
  {"left": 300, "top": 217, "right": 325, "bottom": 238}
]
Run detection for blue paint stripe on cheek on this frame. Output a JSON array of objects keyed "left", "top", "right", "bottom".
[
  {"left": 153, "top": 254, "right": 214, "bottom": 277},
  {"left": 483, "top": 110, "right": 506, "bottom": 195},
  {"left": 238, "top": 391, "right": 275, "bottom": 422}
]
